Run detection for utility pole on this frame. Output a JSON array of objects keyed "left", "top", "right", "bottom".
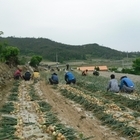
[{"left": 56, "top": 53, "right": 58, "bottom": 62}]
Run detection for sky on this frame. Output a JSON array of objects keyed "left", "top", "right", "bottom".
[{"left": 0, "top": 0, "right": 140, "bottom": 52}]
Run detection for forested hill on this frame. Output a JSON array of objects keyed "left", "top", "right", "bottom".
[{"left": 0, "top": 37, "right": 139, "bottom": 62}]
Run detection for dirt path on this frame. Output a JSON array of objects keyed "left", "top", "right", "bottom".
[{"left": 40, "top": 81, "right": 128, "bottom": 140}]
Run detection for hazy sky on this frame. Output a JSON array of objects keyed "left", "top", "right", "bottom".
[{"left": 1, "top": 0, "right": 140, "bottom": 52}]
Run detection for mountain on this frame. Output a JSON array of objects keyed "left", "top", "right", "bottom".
[{"left": 0, "top": 37, "right": 140, "bottom": 62}]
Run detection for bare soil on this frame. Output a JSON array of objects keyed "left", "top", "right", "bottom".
[{"left": 40, "top": 81, "right": 127, "bottom": 140}]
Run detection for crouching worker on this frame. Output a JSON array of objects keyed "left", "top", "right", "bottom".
[
  {"left": 32, "top": 70, "right": 40, "bottom": 82},
  {"left": 93, "top": 69, "right": 99, "bottom": 76},
  {"left": 82, "top": 69, "right": 88, "bottom": 76},
  {"left": 107, "top": 74, "right": 119, "bottom": 93},
  {"left": 23, "top": 70, "right": 31, "bottom": 81},
  {"left": 65, "top": 70, "right": 76, "bottom": 84},
  {"left": 14, "top": 68, "right": 22, "bottom": 80},
  {"left": 119, "top": 76, "right": 135, "bottom": 93},
  {"left": 49, "top": 73, "right": 59, "bottom": 85}
]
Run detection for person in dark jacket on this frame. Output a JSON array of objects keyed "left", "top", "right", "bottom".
[
  {"left": 93, "top": 69, "right": 99, "bottom": 76},
  {"left": 65, "top": 70, "right": 76, "bottom": 84},
  {"left": 23, "top": 70, "right": 31, "bottom": 81},
  {"left": 49, "top": 73, "right": 59, "bottom": 85},
  {"left": 119, "top": 76, "right": 134, "bottom": 93},
  {"left": 66, "top": 64, "right": 69, "bottom": 70}
]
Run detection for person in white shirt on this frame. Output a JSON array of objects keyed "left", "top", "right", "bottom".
[{"left": 107, "top": 74, "right": 119, "bottom": 93}]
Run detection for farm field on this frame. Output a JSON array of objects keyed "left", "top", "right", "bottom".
[{"left": 0, "top": 69, "right": 140, "bottom": 140}]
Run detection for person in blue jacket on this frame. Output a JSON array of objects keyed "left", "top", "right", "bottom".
[
  {"left": 49, "top": 73, "right": 59, "bottom": 85},
  {"left": 65, "top": 70, "right": 76, "bottom": 84},
  {"left": 119, "top": 76, "right": 134, "bottom": 93}
]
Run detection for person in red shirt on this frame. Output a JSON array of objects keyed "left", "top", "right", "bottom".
[{"left": 14, "top": 68, "right": 22, "bottom": 80}]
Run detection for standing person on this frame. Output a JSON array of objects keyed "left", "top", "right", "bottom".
[
  {"left": 56, "top": 65, "right": 60, "bottom": 71},
  {"left": 119, "top": 76, "right": 134, "bottom": 93},
  {"left": 65, "top": 70, "right": 76, "bottom": 84},
  {"left": 107, "top": 74, "right": 119, "bottom": 93},
  {"left": 32, "top": 70, "right": 40, "bottom": 81},
  {"left": 14, "top": 68, "right": 22, "bottom": 80},
  {"left": 23, "top": 70, "right": 31, "bottom": 81},
  {"left": 49, "top": 73, "right": 59, "bottom": 85},
  {"left": 66, "top": 64, "right": 69, "bottom": 70}
]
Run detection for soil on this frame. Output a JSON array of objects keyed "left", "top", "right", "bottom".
[
  {"left": 0, "top": 69, "right": 140, "bottom": 140},
  {"left": 40, "top": 81, "right": 126, "bottom": 140}
]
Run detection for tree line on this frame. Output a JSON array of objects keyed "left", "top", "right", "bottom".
[
  {"left": 0, "top": 37, "right": 140, "bottom": 62},
  {"left": 0, "top": 35, "right": 140, "bottom": 75},
  {"left": 0, "top": 40, "right": 42, "bottom": 68}
]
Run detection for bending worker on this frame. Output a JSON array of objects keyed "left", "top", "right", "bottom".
[
  {"left": 49, "top": 73, "right": 59, "bottom": 85},
  {"left": 82, "top": 69, "right": 88, "bottom": 76},
  {"left": 32, "top": 70, "right": 40, "bottom": 81},
  {"left": 119, "top": 76, "right": 134, "bottom": 93},
  {"left": 65, "top": 70, "right": 76, "bottom": 84}
]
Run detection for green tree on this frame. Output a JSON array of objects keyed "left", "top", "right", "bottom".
[
  {"left": 2, "top": 46, "right": 20, "bottom": 66},
  {"left": 0, "top": 42, "right": 8, "bottom": 56},
  {"left": 132, "top": 57, "right": 140, "bottom": 75},
  {"left": 30, "top": 55, "right": 42, "bottom": 67},
  {"left": 0, "top": 43, "right": 3, "bottom": 56}
]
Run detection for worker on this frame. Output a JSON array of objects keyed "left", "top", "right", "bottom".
[
  {"left": 32, "top": 69, "right": 40, "bottom": 82},
  {"left": 107, "top": 74, "right": 120, "bottom": 93},
  {"left": 82, "top": 69, "right": 88, "bottom": 76},
  {"left": 119, "top": 76, "right": 134, "bottom": 93},
  {"left": 65, "top": 70, "right": 76, "bottom": 84},
  {"left": 49, "top": 73, "right": 59, "bottom": 85}
]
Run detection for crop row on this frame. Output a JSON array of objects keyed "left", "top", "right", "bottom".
[
  {"left": 0, "top": 81, "right": 20, "bottom": 140},
  {"left": 0, "top": 79, "right": 93, "bottom": 140},
  {"left": 32, "top": 82, "right": 78, "bottom": 140},
  {"left": 58, "top": 84, "right": 140, "bottom": 139}
]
